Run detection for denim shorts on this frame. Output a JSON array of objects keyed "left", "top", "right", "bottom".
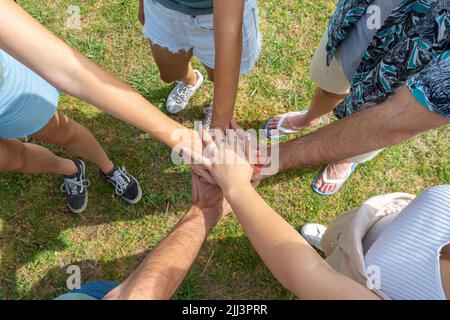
[
  {"left": 0, "top": 50, "right": 59, "bottom": 139},
  {"left": 55, "top": 281, "right": 119, "bottom": 300},
  {"left": 142, "top": 0, "right": 262, "bottom": 73}
]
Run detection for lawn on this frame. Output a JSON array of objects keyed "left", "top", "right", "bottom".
[{"left": 0, "top": 0, "right": 448, "bottom": 300}]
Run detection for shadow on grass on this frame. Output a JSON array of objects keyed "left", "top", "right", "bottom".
[
  {"left": 29, "top": 234, "right": 291, "bottom": 300},
  {"left": 0, "top": 91, "right": 190, "bottom": 298},
  {"left": 0, "top": 89, "right": 314, "bottom": 300}
]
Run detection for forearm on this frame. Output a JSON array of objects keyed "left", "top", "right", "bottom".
[
  {"left": 224, "top": 185, "right": 327, "bottom": 296},
  {"left": 0, "top": 1, "right": 186, "bottom": 149},
  {"left": 225, "top": 184, "right": 378, "bottom": 299},
  {"left": 106, "top": 206, "right": 219, "bottom": 300},
  {"left": 210, "top": 0, "right": 245, "bottom": 130},
  {"left": 279, "top": 87, "right": 450, "bottom": 172},
  {"left": 67, "top": 52, "right": 188, "bottom": 148}
]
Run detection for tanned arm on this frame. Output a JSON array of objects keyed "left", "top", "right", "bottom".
[
  {"left": 210, "top": 0, "right": 245, "bottom": 131},
  {"left": 196, "top": 130, "right": 380, "bottom": 300},
  {"left": 265, "top": 87, "right": 450, "bottom": 177},
  {"left": 104, "top": 206, "right": 217, "bottom": 299},
  {"left": 104, "top": 174, "right": 230, "bottom": 300},
  {"left": 0, "top": 0, "right": 190, "bottom": 149}
]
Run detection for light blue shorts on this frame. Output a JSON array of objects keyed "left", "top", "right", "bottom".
[
  {"left": 142, "top": 0, "right": 262, "bottom": 73},
  {"left": 0, "top": 50, "right": 59, "bottom": 139}
]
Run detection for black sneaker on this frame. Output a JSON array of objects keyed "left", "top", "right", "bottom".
[
  {"left": 60, "top": 159, "right": 90, "bottom": 214},
  {"left": 103, "top": 164, "right": 142, "bottom": 204}
]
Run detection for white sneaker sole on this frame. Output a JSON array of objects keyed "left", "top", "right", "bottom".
[{"left": 122, "top": 183, "right": 143, "bottom": 205}]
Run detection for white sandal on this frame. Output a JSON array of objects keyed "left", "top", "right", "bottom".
[
  {"left": 312, "top": 163, "right": 358, "bottom": 196},
  {"left": 264, "top": 110, "right": 309, "bottom": 139}
]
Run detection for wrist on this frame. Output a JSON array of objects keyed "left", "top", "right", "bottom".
[
  {"left": 210, "top": 108, "right": 232, "bottom": 131},
  {"left": 188, "top": 205, "right": 221, "bottom": 229},
  {"left": 222, "top": 183, "right": 253, "bottom": 201},
  {"left": 209, "top": 120, "right": 229, "bottom": 132},
  {"left": 172, "top": 128, "right": 200, "bottom": 154}
]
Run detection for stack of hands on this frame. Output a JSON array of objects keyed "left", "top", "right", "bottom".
[{"left": 187, "top": 119, "right": 266, "bottom": 218}]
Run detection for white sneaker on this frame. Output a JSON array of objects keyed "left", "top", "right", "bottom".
[
  {"left": 166, "top": 70, "right": 204, "bottom": 114},
  {"left": 203, "top": 101, "right": 214, "bottom": 130},
  {"left": 300, "top": 223, "right": 327, "bottom": 251}
]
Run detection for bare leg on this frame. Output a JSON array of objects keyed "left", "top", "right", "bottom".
[
  {"left": 270, "top": 87, "right": 449, "bottom": 180},
  {"left": 104, "top": 174, "right": 229, "bottom": 300},
  {"left": 313, "top": 160, "right": 354, "bottom": 194},
  {"left": 31, "top": 111, "right": 114, "bottom": 174},
  {"left": 0, "top": 138, "right": 77, "bottom": 176},
  {"left": 268, "top": 87, "right": 346, "bottom": 131},
  {"left": 150, "top": 42, "right": 197, "bottom": 85},
  {"left": 267, "top": 88, "right": 350, "bottom": 193}
]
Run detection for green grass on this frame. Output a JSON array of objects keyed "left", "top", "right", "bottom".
[{"left": 0, "top": 0, "right": 449, "bottom": 300}]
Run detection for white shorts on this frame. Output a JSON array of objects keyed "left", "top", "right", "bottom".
[{"left": 142, "top": 0, "right": 262, "bottom": 73}]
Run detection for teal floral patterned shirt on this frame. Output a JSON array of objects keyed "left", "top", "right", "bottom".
[{"left": 326, "top": 0, "right": 450, "bottom": 119}]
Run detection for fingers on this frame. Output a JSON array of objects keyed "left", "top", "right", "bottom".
[
  {"left": 198, "top": 170, "right": 217, "bottom": 185},
  {"left": 182, "top": 147, "right": 212, "bottom": 168},
  {"left": 255, "top": 151, "right": 269, "bottom": 166},
  {"left": 230, "top": 119, "right": 245, "bottom": 134},
  {"left": 230, "top": 118, "right": 248, "bottom": 145},
  {"left": 201, "top": 129, "right": 219, "bottom": 158},
  {"left": 230, "top": 120, "right": 252, "bottom": 162},
  {"left": 230, "top": 119, "right": 270, "bottom": 166},
  {"left": 251, "top": 171, "right": 263, "bottom": 182},
  {"left": 192, "top": 164, "right": 217, "bottom": 185},
  {"left": 251, "top": 179, "right": 261, "bottom": 189}
]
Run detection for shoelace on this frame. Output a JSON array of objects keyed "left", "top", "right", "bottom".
[
  {"left": 61, "top": 176, "right": 90, "bottom": 196},
  {"left": 173, "top": 84, "right": 193, "bottom": 104},
  {"left": 109, "top": 167, "right": 131, "bottom": 196}
]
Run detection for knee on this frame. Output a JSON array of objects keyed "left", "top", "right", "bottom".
[
  {"left": 0, "top": 142, "right": 27, "bottom": 172},
  {"left": 318, "top": 87, "right": 347, "bottom": 100},
  {"left": 53, "top": 119, "right": 77, "bottom": 146},
  {"left": 13, "top": 145, "right": 29, "bottom": 172}
]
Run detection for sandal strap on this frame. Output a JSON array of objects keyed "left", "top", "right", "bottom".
[
  {"left": 276, "top": 110, "right": 308, "bottom": 134},
  {"left": 322, "top": 163, "right": 356, "bottom": 185}
]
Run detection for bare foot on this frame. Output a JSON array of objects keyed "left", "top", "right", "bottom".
[
  {"left": 314, "top": 161, "right": 354, "bottom": 194},
  {"left": 268, "top": 111, "right": 321, "bottom": 132}
]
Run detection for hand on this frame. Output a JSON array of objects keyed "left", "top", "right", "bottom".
[
  {"left": 191, "top": 171, "right": 232, "bottom": 220},
  {"left": 191, "top": 164, "right": 216, "bottom": 185},
  {"left": 177, "top": 128, "right": 216, "bottom": 184},
  {"left": 185, "top": 129, "right": 254, "bottom": 193},
  {"left": 229, "top": 119, "right": 269, "bottom": 179},
  {"left": 138, "top": 0, "right": 145, "bottom": 25}
]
